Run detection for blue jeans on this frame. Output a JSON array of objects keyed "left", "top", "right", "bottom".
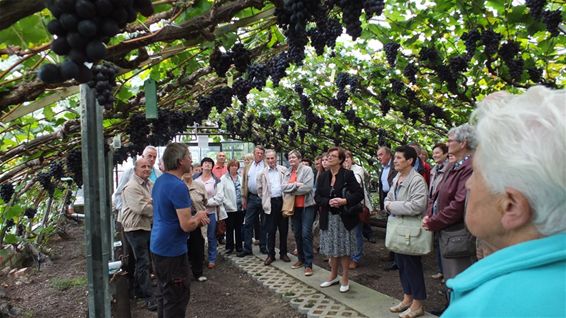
[
  {"left": 207, "top": 212, "right": 217, "bottom": 264},
  {"left": 243, "top": 194, "right": 264, "bottom": 253},
  {"left": 291, "top": 206, "right": 316, "bottom": 268},
  {"left": 395, "top": 253, "right": 427, "bottom": 300},
  {"left": 351, "top": 223, "right": 364, "bottom": 263}
]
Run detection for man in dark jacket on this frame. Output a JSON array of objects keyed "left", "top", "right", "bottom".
[
  {"left": 377, "top": 146, "right": 398, "bottom": 270},
  {"left": 377, "top": 146, "right": 397, "bottom": 210}
]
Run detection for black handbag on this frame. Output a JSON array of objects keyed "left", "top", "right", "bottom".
[
  {"left": 341, "top": 187, "right": 363, "bottom": 217},
  {"left": 439, "top": 223, "right": 476, "bottom": 258}
]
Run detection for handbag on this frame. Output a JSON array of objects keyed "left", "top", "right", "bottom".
[
  {"left": 359, "top": 206, "right": 371, "bottom": 224},
  {"left": 341, "top": 187, "right": 363, "bottom": 217},
  {"left": 439, "top": 223, "right": 476, "bottom": 258},
  {"left": 282, "top": 193, "right": 295, "bottom": 217},
  {"left": 358, "top": 179, "right": 370, "bottom": 224},
  {"left": 385, "top": 215, "right": 433, "bottom": 256}
]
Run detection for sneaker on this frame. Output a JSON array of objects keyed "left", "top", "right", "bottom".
[
  {"left": 291, "top": 261, "right": 303, "bottom": 269},
  {"left": 304, "top": 267, "right": 313, "bottom": 276},
  {"left": 197, "top": 276, "right": 207, "bottom": 282}
]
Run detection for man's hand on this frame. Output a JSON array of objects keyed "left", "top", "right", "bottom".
[
  {"left": 242, "top": 197, "right": 247, "bottom": 210},
  {"left": 195, "top": 211, "right": 210, "bottom": 225}
]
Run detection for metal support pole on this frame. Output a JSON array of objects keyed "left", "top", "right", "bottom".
[
  {"left": 106, "top": 148, "right": 115, "bottom": 261},
  {"left": 80, "top": 84, "right": 111, "bottom": 318}
]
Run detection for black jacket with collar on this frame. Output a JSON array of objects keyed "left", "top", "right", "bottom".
[
  {"left": 378, "top": 159, "right": 398, "bottom": 210},
  {"left": 315, "top": 168, "right": 364, "bottom": 231}
]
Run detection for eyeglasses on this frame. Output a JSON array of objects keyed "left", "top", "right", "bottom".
[{"left": 327, "top": 154, "right": 339, "bottom": 158}]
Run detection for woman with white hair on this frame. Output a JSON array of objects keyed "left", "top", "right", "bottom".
[
  {"left": 423, "top": 123, "right": 477, "bottom": 281},
  {"left": 442, "top": 86, "right": 566, "bottom": 317}
]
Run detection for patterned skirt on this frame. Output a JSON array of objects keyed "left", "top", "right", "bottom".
[{"left": 319, "top": 213, "right": 356, "bottom": 257}]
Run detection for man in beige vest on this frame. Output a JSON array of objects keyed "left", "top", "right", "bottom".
[{"left": 120, "top": 158, "right": 156, "bottom": 311}]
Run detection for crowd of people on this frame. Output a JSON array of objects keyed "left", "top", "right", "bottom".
[{"left": 112, "top": 86, "right": 565, "bottom": 317}]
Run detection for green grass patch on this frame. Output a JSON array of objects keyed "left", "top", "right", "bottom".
[{"left": 50, "top": 276, "right": 87, "bottom": 291}]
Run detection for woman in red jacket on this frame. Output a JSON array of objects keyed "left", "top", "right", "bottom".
[{"left": 423, "top": 124, "right": 477, "bottom": 282}]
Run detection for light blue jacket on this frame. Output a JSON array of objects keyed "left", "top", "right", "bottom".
[{"left": 443, "top": 233, "right": 566, "bottom": 318}]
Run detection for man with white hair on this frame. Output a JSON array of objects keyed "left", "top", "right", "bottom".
[
  {"left": 257, "top": 149, "right": 290, "bottom": 265},
  {"left": 113, "top": 146, "right": 162, "bottom": 211},
  {"left": 442, "top": 86, "right": 566, "bottom": 317}
]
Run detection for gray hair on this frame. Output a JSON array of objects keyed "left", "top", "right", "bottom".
[
  {"left": 143, "top": 145, "right": 157, "bottom": 155},
  {"left": 265, "top": 149, "right": 277, "bottom": 157},
  {"left": 162, "top": 143, "right": 189, "bottom": 171},
  {"left": 288, "top": 149, "right": 302, "bottom": 160},
  {"left": 448, "top": 123, "right": 477, "bottom": 150},
  {"left": 472, "top": 85, "right": 566, "bottom": 235}
]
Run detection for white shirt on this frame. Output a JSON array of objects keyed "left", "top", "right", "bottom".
[
  {"left": 247, "top": 160, "right": 264, "bottom": 194},
  {"left": 267, "top": 166, "right": 282, "bottom": 198},
  {"left": 381, "top": 159, "right": 393, "bottom": 193}
]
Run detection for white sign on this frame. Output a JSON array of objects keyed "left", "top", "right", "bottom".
[{"left": 197, "top": 135, "right": 208, "bottom": 149}]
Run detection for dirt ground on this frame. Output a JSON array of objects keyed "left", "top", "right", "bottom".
[{"left": 2, "top": 219, "right": 447, "bottom": 317}]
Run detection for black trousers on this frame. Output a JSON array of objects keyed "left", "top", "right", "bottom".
[
  {"left": 124, "top": 230, "right": 153, "bottom": 299},
  {"left": 226, "top": 210, "right": 244, "bottom": 252},
  {"left": 152, "top": 253, "right": 190, "bottom": 318},
  {"left": 395, "top": 253, "right": 427, "bottom": 300},
  {"left": 266, "top": 197, "right": 288, "bottom": 258},
  {"left": 187, "top": 227, "right": 205, "bottom": 279}
]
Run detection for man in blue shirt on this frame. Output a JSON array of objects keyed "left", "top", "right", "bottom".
[{"left": 151, "top": 143, "right": 209, "bottom": 317}]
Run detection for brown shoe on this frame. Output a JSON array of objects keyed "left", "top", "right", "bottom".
[
  {"left": 348, "top": 261, "right": 359, "bottom": 270},
  {"left": 280, "top": 254, "right": 291, "bottom": 262},
  {"left": 291, "top": 261, "right": 303, "bottom": 269},
  {"left": 304, "top": 267, "right": 313, "bottom": 276},
  {"left": 264, "top": 256, "right": 275, "bottom": 266},
  {"left": 207, "top": 263, "right": 216, "bottom": 269}
]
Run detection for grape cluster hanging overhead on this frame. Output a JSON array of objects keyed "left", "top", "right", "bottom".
[{"left": 37, "top": 0, "right": 154, "bottom": 84}]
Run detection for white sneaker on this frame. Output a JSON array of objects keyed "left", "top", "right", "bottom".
[{"left": 197, "top": 276, "right": 207, "bottom": 282}]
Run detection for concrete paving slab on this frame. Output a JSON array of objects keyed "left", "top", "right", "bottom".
[{"left": 222, "top": 244, "right": 436, "bottom": 318}]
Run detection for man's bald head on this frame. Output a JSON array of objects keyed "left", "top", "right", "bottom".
[{"left": 134, "top": 158, "right": 152, "bottom": 180}]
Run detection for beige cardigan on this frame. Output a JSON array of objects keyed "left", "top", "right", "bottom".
[
  {"left": 384, "top": 168, "right": 428, "bottom": 217},
  {"left": 257, "top": 165, "right": 288, "bottom": 214}
]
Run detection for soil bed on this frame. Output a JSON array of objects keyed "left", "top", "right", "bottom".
[{"left": 3, "top": 221, "right": 446, "bottom": 317}]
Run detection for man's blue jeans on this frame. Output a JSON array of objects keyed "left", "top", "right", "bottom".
[
  {"left": 206, "top": 212, "right": 217, "bottom": 264},
  {"left": 291, "top": 206, "right": 316, "bottom": 268},
  {"left": 351, "top": 223, "right": 364, "bottom": 263},
  {"left": 243, "top": 194, "right": 265, "bottom": 253}
]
